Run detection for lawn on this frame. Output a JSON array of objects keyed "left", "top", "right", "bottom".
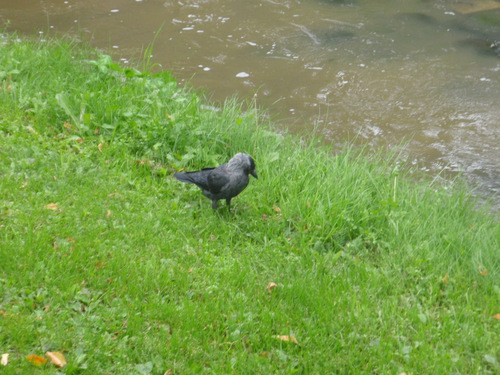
[{"left": 0, "top": 34, "right": 499, "bottom": 374}]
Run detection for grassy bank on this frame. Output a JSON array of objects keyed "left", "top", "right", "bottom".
[{"left": 1, "top": 34, "right": 499, "bottom": 374}]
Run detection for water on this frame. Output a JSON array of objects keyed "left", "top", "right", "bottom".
[{"left": 1, "top": 0, "right": 499, "bottom": 204}]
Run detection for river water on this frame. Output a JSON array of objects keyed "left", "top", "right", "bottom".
[{"left": 1, "top": 0, "right": 499, "bottom": 204}]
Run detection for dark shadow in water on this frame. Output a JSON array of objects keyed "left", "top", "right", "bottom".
[
  {"left": 396, "top": 12, "right": 440, "bottom": 26},
  {"left": 457, "top": 39, "right": 500, "bottom": 58},
  {"left": 395, "top": 11, "right": 500, "bottom": 59},
  {"left": 318, "top": 29, "right": 356, "bottom": 44}
]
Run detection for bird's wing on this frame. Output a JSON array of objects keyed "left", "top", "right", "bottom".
[
  {"left": 207, "top": 167, "right": 230, "bottom": 194},
  {"left": 174, "top": 169, "right": 214, "bottom": 191}
]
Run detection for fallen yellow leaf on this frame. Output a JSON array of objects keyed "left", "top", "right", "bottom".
[
  {"left": 1, "top": 353, "right": 9, "bottom": 366},
  {"left": 46, "top": 351, "right": 67, "bottom": 368},
  {"left": 273, "top": 205, "right": 281, "bottom": 213},
  {"left": 493, "top": 314, "right": 500, "bottom": 320},
  {"left": 267, "top": 282, "right": 278, "bottom": 294},
  {"left": 27, "top": 354, "right": 47, "bottom": 366},
  {"left": 442, "top": 273, "right": 448, "bottom": 284},
  {"left": 479, "top": 265, "right": 488, "bottom": 276},
  {"left": 44, "top": 203, "right": 59, "bottom": 210},
  {"left": 275, "top": 335, "right": 298, "bottom": 344}
]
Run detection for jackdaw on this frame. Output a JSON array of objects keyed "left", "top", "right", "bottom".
[{"left": 174, "top": 153, "right": 258, "bottom": 210}]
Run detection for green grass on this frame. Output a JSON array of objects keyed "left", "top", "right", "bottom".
[{"left": 0, "top": 34, "right": 499, "bottom": 374}]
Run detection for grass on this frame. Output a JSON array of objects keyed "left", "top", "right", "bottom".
[{"left": 0, "top": 33, "right": 499, "bottom": 374}]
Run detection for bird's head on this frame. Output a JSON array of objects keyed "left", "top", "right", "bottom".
[{"left": 230, "top": 153, "right": 258, "bottom": 179}]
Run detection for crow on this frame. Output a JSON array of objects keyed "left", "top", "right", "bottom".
[{"left": 174, "top": 153, "right": 258, "bottom": 210}]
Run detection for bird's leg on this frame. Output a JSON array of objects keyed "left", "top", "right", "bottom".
[
  {"left": 212, "top": 200, "right": 218, "bottom": 210},
  {"left": 226, "top": 198, "right": 232, "bottom": 209}
]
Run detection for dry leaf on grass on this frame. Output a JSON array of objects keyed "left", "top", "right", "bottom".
[
  {"left": 493, "top": 314, "right": 500, "bottom": 320},
  {"left": 275, "top": 335, "right": 299, "bottom": 344},
  {"left": 267, "top": 282, "right": 278, "bottom": 294},
  {"left": 479, "top": 265, "right": 488, "bottom": 276},
  {"left": 1, "top": 353, "right": 9, "bottom": 366},
  {"left": 27, "top": 354, "right": 47, "bottom": 366},
  {"left": 44, "top": 203, "right": 59, "bottom": 210},
  {"left": 46, "top": 351, "right": 67, "bottom": 368},
  {"left": 273, "top": 205, "right": 281, "bottom": 213},
  {"left": 442, "top": 273, "right": 448, "bottom": 284}
]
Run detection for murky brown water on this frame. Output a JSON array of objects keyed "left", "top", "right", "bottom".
[{"left": 1, "top": 0, "right": 499, "bottom": 203}]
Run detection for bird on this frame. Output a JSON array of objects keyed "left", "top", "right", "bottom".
[{"left": 174, "top": 153, "right": 258, "bottom": 210}]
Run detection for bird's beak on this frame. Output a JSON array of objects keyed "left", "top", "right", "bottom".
[{"left": 251, "top": 170, "right": 258, "bottom": 179}]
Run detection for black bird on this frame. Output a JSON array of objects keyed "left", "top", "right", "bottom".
[{"left": 174, "top": 153, "right": 258, "bottom": 210}]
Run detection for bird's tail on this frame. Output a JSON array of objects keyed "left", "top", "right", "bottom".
[
  {"left": 174, "top": 168, "right": 214, "bottom": 191},
  {"left": 174, "top": 172, "right": 197, "bottom": 184}
]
